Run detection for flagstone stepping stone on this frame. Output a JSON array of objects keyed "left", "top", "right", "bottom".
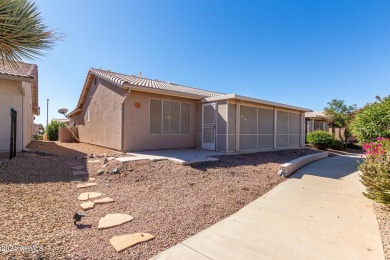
[
  {"left": 71, "top": 166, "right": 85, "bottom": 170},
  {"left": 110, "top": 233, "right": 154, "bottom": 252},
  {"left": 80, "top": 201, "right": 95, "bottom": 210},
  {"left": 88, "top": 160, "right": 100, "bottom": 164},
  {"left": 107, "top": 157, "right": 115, "bottom": 161},
  {"left": 89, "top": 177, "right": 96, "bottom": 182},
  {"left": 73, "top": 171, "right": 88, "bottom": 176},
  {"left": 78, "top": 192, "right": 102, "bottom": 201},
  {"left": 93, "top": 197, "right": 115, "bottom": 204},
  {"left": 77, "top": 182, "right": 97, "bottom": 189},
  {"left": 98, "top": 214, "right": 133, "bottom": 229}
]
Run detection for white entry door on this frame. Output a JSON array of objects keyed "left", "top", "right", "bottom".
[{"left": 202, "top": 102, "right": 216, "bottom": 150}]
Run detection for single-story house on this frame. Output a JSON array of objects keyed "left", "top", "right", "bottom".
[
  {"left": 68, "top": 68, "right": 311, "bottom": 152},
  {"left": 304, "top": 111, "right": 352, "bottom": 143},
  {"left": 0, "top": 61, "right": 39, "bottom": 152},
  {"left": 305, "top": 111, "right": 330, "bottom": 134}
]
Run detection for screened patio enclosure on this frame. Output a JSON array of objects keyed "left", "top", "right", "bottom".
[{"left": 196, "top": 95, "right": 308, "bottom": 152}]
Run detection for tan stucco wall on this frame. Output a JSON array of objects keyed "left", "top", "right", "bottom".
[
  {"left": 0, "top": 78, "right": 34, "bottom": 152},
  {"left": 71, "top": 77, "right": 127, "bottom": 150},
  {"left": 22, "top": 82, "right": 34, "bottom": 146},
  {"left": 123, "top": 91, "right": 197, "bottom": 151},
  {"left": 58, "top": 126, "right": 79, "bottom": 142}
]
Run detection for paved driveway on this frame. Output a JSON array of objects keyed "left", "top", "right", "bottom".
[{"left": 152, "top": 154, "right": 384, "bottom": 260}]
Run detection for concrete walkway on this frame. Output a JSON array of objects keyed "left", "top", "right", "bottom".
[
  {"left": 120, "top": 149, "right": 226, "bottom": 165},
  {"left": 152, "top": 155, "right": 384, "bottom": 260}
]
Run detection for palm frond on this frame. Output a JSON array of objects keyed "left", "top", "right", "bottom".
[{"left": 0, "top": 0, "right": 62, "bottom": 67}]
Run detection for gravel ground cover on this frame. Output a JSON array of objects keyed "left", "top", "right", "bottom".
[
  {"left": 1, "top": 141, "right": 319, "bottom": 259},
  {"left": 373, "top": 203, "right": 390, "bottom": 259}
]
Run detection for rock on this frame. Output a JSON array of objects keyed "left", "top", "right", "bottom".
[
  {"left": 110, "top": 233, "right": 154, "bottom": 252},
  {"left": 102, "top": 164, "right": 108, "bottom": 168},
  {"left": 97, "top": 169, "right": 104, "bottom": 176},
  {"left": 98, "top": 214, "right": 133, "bottom": 229},
  {"left": 112, "top": 168, "right": 119, "bottom": 174},
  {"left": 77, "top": 182, "right": 97, "bottom": 189},
  {"left": 103, "top": 158, "right": 108, "bottom": 164},
  {"left": 107, "top": 157, "right": 115, "bottom": 161},
  {"left": 88, "top": 160, "right": 100, "bottom": 164},
  {"left": 77, "top": 192, "right": 102, "bottom": 201},
  {"left": 80, "top": 201, "right": 94, "bottom": 210},
  {"left": 93, "top": 197, "right": 115, "bottom": 204},
  {"left": 88, "top": 177, "right": 96, "bottom": 182},
  {"left": 73, "top": 171, "right": 88, "bottom": 176},
  {"left": 128, "top": 168, "right": 133, "bottom": 172}
]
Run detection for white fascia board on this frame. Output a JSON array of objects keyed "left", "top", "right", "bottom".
[{"left": 203, "top": 93, "right": 312, "bottom": 112}]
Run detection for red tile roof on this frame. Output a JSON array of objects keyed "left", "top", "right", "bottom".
[
  {"left": 0, "top": 61, "right": 39, "bottom": 115},
  {"left": 90, "top": 68, "right": 224, "bottom": 98}
]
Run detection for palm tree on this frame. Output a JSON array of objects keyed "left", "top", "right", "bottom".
[{"left": 0, "top": 0, "right": 60, "bottom": 67}]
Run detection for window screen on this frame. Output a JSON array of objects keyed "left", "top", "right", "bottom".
[
  {"left": 163, "top": 101, "right": 180, "bottom": 134},
  {"left": 181, "top": 103, "right": 190, "bottom": 134},
  {"left": 240, "top": 105, "right": 257, "bottom": 134},
  {"left": 150, "top": 99, "right": 162, "bottom": 134},
  {"left": 150, "top": 99, "right": 190, "bottom": 135}
]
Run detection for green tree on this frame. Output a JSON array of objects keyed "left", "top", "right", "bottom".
[
  {"left": 324, "top": 99, "right": 357, "bottom": 148},
  {"left": 45, "top": 121, "right": 66, "bottom": 141},
  {"left": 351, "top": 96, "right": 390, "bottom": 144},
  {"left": 0, "top": 0, "right": 61, "bottom": 67}
]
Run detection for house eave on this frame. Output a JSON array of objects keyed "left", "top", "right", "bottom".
[{"left": 66, "top": 108, "right": 82, "bottom": 118}]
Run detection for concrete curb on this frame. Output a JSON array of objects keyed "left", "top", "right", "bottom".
[{"left": 278, "top": 151, "right": 329, "bottom": 177}]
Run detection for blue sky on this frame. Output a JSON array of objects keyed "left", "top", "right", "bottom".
[{"left": 33, "top": 0, "right": 390, "bottom": 125}]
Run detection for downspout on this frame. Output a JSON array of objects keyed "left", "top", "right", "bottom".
[
  {"left": 121, "top": 87, "right": 131, "bottom": 152},
  {"left": 121, "top": 102, "right": 124, "bottom": 151}
]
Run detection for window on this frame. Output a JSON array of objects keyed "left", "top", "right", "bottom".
[{"left": 150, "top": 99, "right": 190, "bottom": 134}]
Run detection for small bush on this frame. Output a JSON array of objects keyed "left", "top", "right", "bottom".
[
  {"left": 331, "top": 140, "right": 344, "bottom": 150},
  {"left": 359, "top": 138, "right": 390, "bottom": 205},
  {"left": 34, "top": 134, "right": 43, "bottom": 140},
  {"left": 306, "top": 130, "right": 335, "bottom": 150},
  {"left": 45, "top": 121, "right": 66, "bottom": 141}
]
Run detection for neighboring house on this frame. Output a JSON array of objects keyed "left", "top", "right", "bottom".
[
  {"left": 305, "top": 111, "right": 352, "bottom": 142},
  {"left": 0, "top": 61, "right": 39, "bottom": 152},
  {"left": 68, "top": 68, "right": 311, "bottom": 152},
  {"left": 305, "top": 111, "right": 330, "bottom": 134},
  {"left": 34, "top": 123, "right": 43, "bottom": 135}
]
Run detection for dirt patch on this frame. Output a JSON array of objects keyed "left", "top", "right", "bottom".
[
  {"left": 27, "top": 141, "right": 123, "bottom": 156},
  {"left": 374, "top": 203, "right": 390, "bottom": 259},
  {"left": 0, "top": 142, "right": 319, "bottom": 259}
]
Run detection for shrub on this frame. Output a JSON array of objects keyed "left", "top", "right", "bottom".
[
  {"left": 45, "top": 121, "right": 66, "bottom": 141},
  {"left": 34, "top": 134, "right": 43, "bottom": 140},
  {"left": 351, "top": 95, "right": 390, "bottom": 144},
  {"left": 359, "top": 138, "right": 390, "bottom": 205},
  {"left": 331, "top": 139, "right": 344, "bottom": 150},
  {"left": 306, "top": 130, "right": 335, "bottom": 150}
]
